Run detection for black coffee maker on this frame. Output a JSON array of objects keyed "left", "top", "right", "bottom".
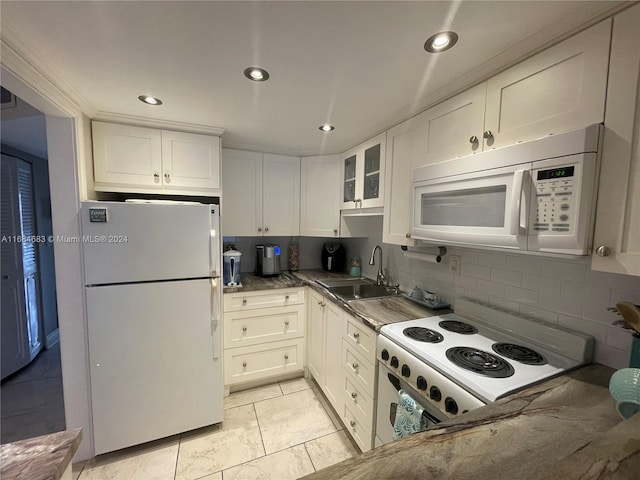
[{"left": 321, "top": 243, "right": 346, "bottom": 272}]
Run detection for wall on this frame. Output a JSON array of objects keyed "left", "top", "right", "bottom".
[{"left": 347, "top": 217, "right": 640, "bottom": 370}]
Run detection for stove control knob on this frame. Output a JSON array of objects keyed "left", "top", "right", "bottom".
[
  {"left": 416, "top": 376, "right": 428, "bottom": 390},
  {"left": 381, "top": 349, "right": 389, "bottom": 361},
  {"left": 430, "top": 386, "right": 442, "bottom": 402},
  {"left": 390, "top": 356, "right": 399, "bottom": 368},
  {"left": 445, "top": 397, "right": 459, "bottom": 415},
  {"left": 401, "top": 364, "right": 411, "bottom": 377}
]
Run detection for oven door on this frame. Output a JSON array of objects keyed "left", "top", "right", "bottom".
[
  {"left": 375, "top": 362, "right": 446, "bottom": 445},
  {"left": 412, "top": 163, "right": 530, "bottom": 250}
]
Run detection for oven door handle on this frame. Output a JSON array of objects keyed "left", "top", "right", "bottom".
[{"left": 509, "top": 169, "right": 528, "bottom": 235}]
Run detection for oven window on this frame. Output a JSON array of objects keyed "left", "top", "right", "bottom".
[{"left": 421, "top": 185, "right": 506, "bottom": 227}]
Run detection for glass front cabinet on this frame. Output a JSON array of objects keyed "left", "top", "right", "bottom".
[{"left": 341, "top": 132, "right": 386, "bottom": 210}]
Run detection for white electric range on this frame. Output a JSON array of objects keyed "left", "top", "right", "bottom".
[{"left": 375, "top": 299, "right": 593, "bottom": 445}]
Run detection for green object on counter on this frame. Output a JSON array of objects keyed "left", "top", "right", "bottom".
[
  {"left": 631, "top": 333, "right": 640, "bottom": 368},
  {"left": 349, "top": 265, "right": 361, "bottom": 277}
]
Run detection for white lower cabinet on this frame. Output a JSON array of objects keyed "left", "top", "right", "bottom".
[
  {"left": 307, "top": 288, "right": 378, "bottom": 452},
  {"left": 223, "top": 288, "right": 305, "bottom": 390}
]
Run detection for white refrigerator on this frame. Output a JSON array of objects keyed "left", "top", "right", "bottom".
[{"left": 80, "top": 201, "right": 223, "bottom": 455}]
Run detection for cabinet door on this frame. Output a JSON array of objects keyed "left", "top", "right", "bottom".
[
  {"left": 307, "top": 290, "right": 325, "bottom": 384},
  {"left": 161, "top": 130, "right": 220, "bottom": 193},
  {"left": 341, "top": 148, "right": 359, "bottom": 210},
  {"left": 92, "top": 121, "right": 162, "bottom": 190},
  {"left": 383, "top": 118, "right": 418, "bottom": 246},
  {"left": 360, "top": 133, "right": 386, "bottom": 209},
  {"left": 417, "top": 83, "right": 486, "bottom": 167},
  {"left": 323, "top": 302, "right": 344, "bottom": 412},
  {"left": 592, "top": 4, "right": 640, "bottom": 276},
  {"left": 484, "top": 20, "right": 611, "bottom": 149},
  {"left": 262, "top": 154, "right": 300, "bottom": 236},
  {"left": 300, "top": 155, "right": 341, "bottom": 237},
  {"left": 221, "top": 149, "right": 263, "bottom": 236}
]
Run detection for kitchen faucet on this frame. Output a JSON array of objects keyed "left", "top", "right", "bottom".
[{"left": 369, "top": 244, "right": 386, "bottom": 286}]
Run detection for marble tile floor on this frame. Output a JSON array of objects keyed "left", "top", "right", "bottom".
[
  {"left": 0, "top": 342, "right": 66, "bottom": 444},
  {"left": 74, "top": 377, "right": 359, "bottom": 480}
]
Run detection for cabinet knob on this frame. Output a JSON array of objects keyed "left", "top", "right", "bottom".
[
  {"left": 405, "top": 233, "right": 411, "bottom": 239},
  {"left": 284, "top": 354, "right": 289, "bottom": 360},
  {"left": 353, "top": 332, "right": 360, "bottom": 340},
  {"left": 242, "top": 299, "right": 247, "bottom": 306},
  {"left": 352, "top": 362, "right": 359, "bottom": 370},
  {"left": 258, "top": 227, "right": 262, "bottom": 232},
  {"left": 595, "top": 245, "right": 611, "bottom": 257},
  {"left": 242, "top": 362, "right": 247, "bottom": 368},
  {"left": 349, "top": 420, "right": 356, "bottom": 428},
  {"left": 242, "top": 326, "right": 247, "bottom": 332},
  {"left": 285, "top": 295, "right": 290, "bottom": 301},
  {"left": 351, "top": 392, "right": 358, "bottom": 399},
  {"left": 284, "top": 320, "right": 290, "bottom": 326},
  {"left": 153, "top": 173, "right": 160, "bottom": 182},
  {"left": 317, "top": 300, "right": 322, "bottom": 305},
  {"left": 334, "top": 228, "right": 338, "bottom": 235},
  {"left": 483, "top": 130, "right": 493, "bottom": 139},
  {"left": 164, "top": 173, "right": 170, "bottom": 182},
  {"left": 265, "top": 226, "right": 269, "bottom": 232},
  {"left": 469, "top": 135, "right": 479, "bottom": 144}
]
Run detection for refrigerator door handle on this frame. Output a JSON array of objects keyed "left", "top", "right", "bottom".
[
  {"left": 210, "top": 278, "right": 221, "bottom": 360},
  {"left": 210, "top": 207, "right": 221, "bottom": 278}
]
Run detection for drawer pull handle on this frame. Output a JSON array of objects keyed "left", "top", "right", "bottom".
[
  {"left": 242, "top": 299, "right": 247, "bottom": 306},
  {"left": 284, "top": 354, "right": 289, "bottom": 360},
  {"left": 317, "top": 300, "right": 322, "bottom": 305},
  {"left": 285, "top": 295, "right": 290, "bottom": 301},
  {"left": 351, "top": 392, "right": 357, "bottom": 399},
  {"left": 349, "top": 420, "right": 356, "bottom": 428},
  {"left": 242, "top": 362, "right": 247, "bottom": 368},
  {"left": 321, "top": 302, "right": 326, "bottom": 307},
  {"left": 284, "top": 320, "right": 290, "bottom": 326},
  {"left": 353, "top": 332, "right": 360, "bottom": 340},
  {"left": 242, "top": 326, "right": 247, "bottom": 332},
  {"left": 352, "top": 362, "right": 358, "bottom": 370}
]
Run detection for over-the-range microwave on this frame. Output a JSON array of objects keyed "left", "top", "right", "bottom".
[{"left": 412, "top": 124, "right": 602, "bottom": 256}]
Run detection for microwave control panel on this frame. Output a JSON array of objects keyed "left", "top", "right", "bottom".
[{"left": 532, "top": 166, "right": 575, "bottom": 234}]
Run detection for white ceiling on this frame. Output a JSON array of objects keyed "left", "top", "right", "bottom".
[{"left": 0, "top": 1, "right": 626, "bottom": 156}]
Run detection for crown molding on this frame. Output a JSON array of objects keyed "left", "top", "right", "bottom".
[{"left": 93, "top": 111, "right": 225, "bottom": 136}]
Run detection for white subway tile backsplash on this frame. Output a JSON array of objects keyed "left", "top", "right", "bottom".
[
  {"left": 459, "top": 250, "right": 479, "bottom": 265},
  {"left": 585, "top": 270, "right": 640, "bottom": 290},
  {"left": 504, "top": 285, "right": 539, "bottom": 305},
  {"left": 581, "top": 302, "right": 620, "bottom": 325},
  {"left": 454, "top": 275, "right": 477, "bottom": 290},
  {"left": 476, "top": 279, "right": 505, "bottom": 298},
  {"left": 461, "top": 263, "right": 491, "bottom": 280},
  {"left": 477, "top": 252, "right": 507, "bottom": 269},
  {"left": 610, "top": 288, "right": 640, "bottom": 306},
  {"left": 489, "top": 296, "right": 520, "bottom": 312},
  {"left": 540, "top": 261, "right": 586, "bottom": 282},
  {"left": 519, "top": 304, "right": 558, "bottom": 324},
  {"left": 505, "top": 255, "right": 541, "bottom": 275},
  {"left": 558, "top": 314, "right": 607, "bottom": 344},
  {"left": 539, "top": 293, "right": 582, "bottom": 317},
  {"left": 463, "top": 290, "right": 490, "bottom": 304},
  {"left": 594, "top": 344, "right": 630, "bottom": 370},
  {"left": 491, "top": 269, "right": 522, "bottom": 287},
  {"left": 560, "top": 281, "right": 611, "bottom": 305},
  {"left": 606, "top": 325, "right": 634, "bottom": 350},
  {"left": 522, "top": 274, "right": 562, "bottom": 296}
]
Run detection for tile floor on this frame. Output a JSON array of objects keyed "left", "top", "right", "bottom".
[
  {"left": 0, "top": 343, "right": 66, "bottom": 444},
  {"left": 73, "top": 377, "right": 359, "bottom": 480}
]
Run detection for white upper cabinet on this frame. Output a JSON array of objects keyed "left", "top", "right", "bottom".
[
  {"left": 92, "top": 121, "right": 221, "bottom": 195},
  {"left": 484, "top": 20, "right": 611, "bottom": 149},
  {"left": 221, "top": 149, "right": 300, "bottom": 237},
  {"left": 300, "top": 155, "right": 341, "bottom": 237},
  {"left": 591, "top": 4, "right": 640, "bottom": 277},
  {"left": 341, "top": 132, "right": 386, "bottom": 210},
  {"left": 418, "top": 84, "right": 487, "bottom": 166}
]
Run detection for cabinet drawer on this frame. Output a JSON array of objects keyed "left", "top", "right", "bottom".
[
  {"left": 223, "top": 338, "right": 304, "bottom": 385},
  {"left": 342, "top": 402, "right": 373, "bottom": 452},
  {"left": 343, "top": 372, "right": 375, "bottom": 428},
  {"left": 224, "top": 305, "right": 304, "bottom": 348},
  {"left": 342, "top": 341, "right": 376, "bottom": 396},
  {"left": 343, "top": 315, "right": 376, "bottom": 362},
  {"left": 224, "top": 288, "right": 304, "bottom": 311}
]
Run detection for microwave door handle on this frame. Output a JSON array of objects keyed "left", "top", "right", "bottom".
[{"left": 509, "top": 170, "right": 527, "bottom": 235}]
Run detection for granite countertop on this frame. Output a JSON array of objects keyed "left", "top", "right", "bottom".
[
  {"left": 302, "top": 364, "right": 640, "bottom": 479},
  {"left": 223, "top": 269, "right": 448, "bottom": 331},
  {"left": 1, "top": 429, "right": 82, "bottom": 480}
]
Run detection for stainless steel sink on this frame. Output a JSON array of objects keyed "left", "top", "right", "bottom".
[
  {"left": 315, "top": 277, "right": 374, "bottom": 288},
  {"left": 327, "top": 283, "right": 399, "bottom": 301}
]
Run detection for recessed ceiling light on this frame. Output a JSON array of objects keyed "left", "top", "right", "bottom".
[
  {"left": 244, "top": 67, "right": 270, "bottom": 82},
  {"left": 319, "top": 124, "right": 335, "bottom": 132},
  {"left": 138, "top": 95, "right": 162, "bottom": 105},
  {"left": 424, "top": 31, "right": 458, "bottom": 53}
]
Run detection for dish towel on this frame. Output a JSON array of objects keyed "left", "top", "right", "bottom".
[{"left": 393, "top": 389, "right": 426, "bottom": 440}]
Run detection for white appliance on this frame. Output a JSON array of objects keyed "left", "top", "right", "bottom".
[
  {"left": 375, "top": 299, "right": 593, "bottom": 445},
  {"left": 80, "top": 201, "right": 223, "bottom": 455},
  {"left": 412, "top": 124, "right": 601, "bottom": 255}
]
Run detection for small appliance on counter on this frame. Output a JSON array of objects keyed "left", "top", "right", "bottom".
[
  {"left": 256, "top": 244, "right": 281, "bottom": 277},
  {"left": 322, "top": 242, "right": 346, "bottom": 272},
  {"left": 223, "top": 249, "right": 242, "bottom": 287}
]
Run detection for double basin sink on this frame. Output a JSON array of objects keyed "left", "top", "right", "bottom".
[{"left": 316, "top": 277, "right": 400, "bottom": 302}]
